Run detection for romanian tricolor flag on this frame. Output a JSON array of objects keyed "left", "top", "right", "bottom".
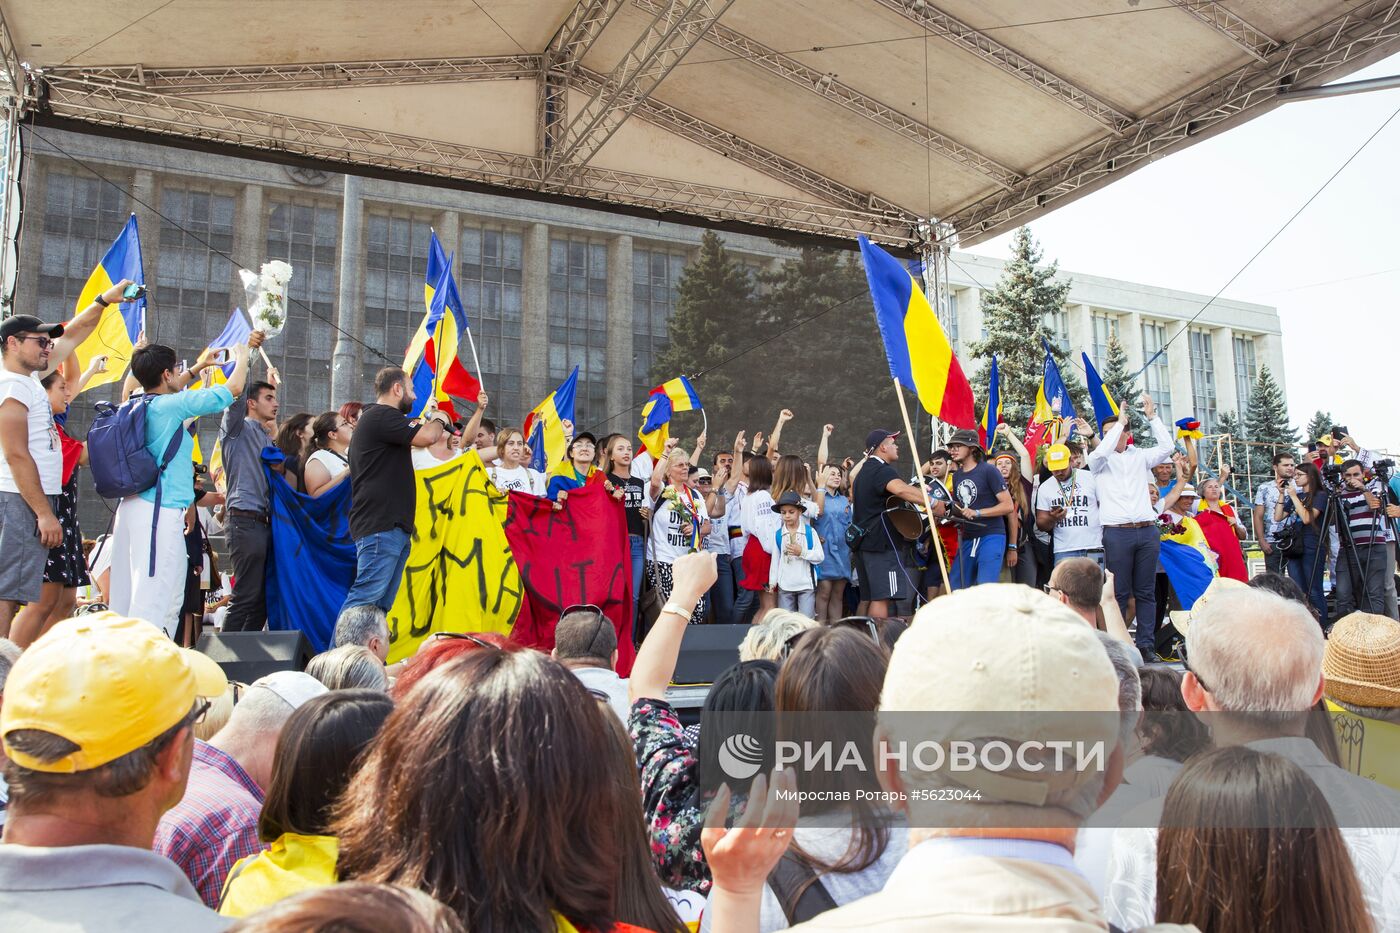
[
  {"left": 1025, "top": 339, "right": 1078, "bottom": 465},
  {"left": 73, "top": 215, "right": 146, "bottom": 394},
  {"left": 1175, "top": 417, "right": 1203, "bottom": 441},
  {"left": 638, "top": 375, "right": 703, "bottom": 459},
  {"left": 1082, "top": 352, "right": 1119, "bottom": 430},
  {"left": 1159, "top": 516, "right": 1218, "bottom": 610},
  {"left": 978, "top": 356, "right": 1002, "bottom": 450},
  {"left": 857, "top": 236, "right": 975, "bottom": 428},
  {"left": 404, "top": 231, "right": 481, "bottom": 422},
  {"left": 198, "top": 308, "right": 252, "bottom": 385},
  {"left": 523, "top": 366, "right": 579, "bottom": 473}
]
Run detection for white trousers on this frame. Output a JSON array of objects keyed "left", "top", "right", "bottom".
[
  {"left": 777, "top": 588, "right": 816, "bottom": 618},
  {"left": 109, "top": 495, "right": 187, "bottom": 638}
]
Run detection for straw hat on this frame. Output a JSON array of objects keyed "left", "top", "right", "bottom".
[{"left": 1324, "top": 612, "right": 1400, "bottom": 708}]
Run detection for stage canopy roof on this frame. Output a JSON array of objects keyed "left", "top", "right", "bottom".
[{"left": 5, "top": 1, "right": 1399, "bottom": 249}]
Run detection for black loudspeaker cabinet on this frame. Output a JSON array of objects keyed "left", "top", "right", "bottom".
[
  {"left": 196, "top": 631, "right": 315, "bottom": 684},
  {"left": 671, "top": 624, "right": 749, "bottom": 686}
]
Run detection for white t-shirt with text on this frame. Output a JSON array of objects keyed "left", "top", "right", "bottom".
[
  {"left": 489, "top": 463, "right": 546, "bottom": 497},
  {"left": 648, "top": 484, "right": 707, "bottom": 564},
  {"left": 1035, "top": 469, "right": 1102, "bottom": 553},
  {"left": 0, "top": 370, "right": 61, "bottom": 495}
]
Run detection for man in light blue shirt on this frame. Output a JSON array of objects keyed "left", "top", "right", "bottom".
[{"left": 109, "top": 337, "right": 256, "bottom": 638}]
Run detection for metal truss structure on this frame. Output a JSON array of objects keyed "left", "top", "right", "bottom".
[
  {"left": 38, "top": 72, "right": 918, "bottom": 244},
  {"left": 868, "top": 0, "right": 1131, "bottom": 129},
  {"left": 629, "top": 0, "right": 1022, "bottom": 190},
  {"left": 542, "top": 0, "right": 734, "bottom": 184},
  {"left": 538, "top": 0, "right": 626, "bottom": 167},
  {"left": 944, "top": 0, "right": 1400, "bottom": 243},
  {"left": 1163, "top": 1, "right": 1277, "bottom": 62}
]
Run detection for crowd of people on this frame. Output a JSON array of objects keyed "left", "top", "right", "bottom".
[{"left": 3, "top": 296, "right": 1400, "bottom": 930}]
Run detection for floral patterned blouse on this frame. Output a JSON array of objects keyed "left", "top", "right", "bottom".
[{"left": 629, "top": 698, "right": 713, "bottom": 894}]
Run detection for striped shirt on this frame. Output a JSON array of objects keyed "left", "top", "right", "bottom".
[{"left": 1340, "top": 480, "right": 1395, "bottom": 547}]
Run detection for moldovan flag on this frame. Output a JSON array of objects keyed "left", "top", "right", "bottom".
[
  {"left": 1026, "top": 339, "right": 1077, "bottom": 464},
  {"left": 1159, "top": 517, "right": 1218, "bottom": 611},
  {"left": 404, "top": 233, "right": 481, "bottom": 421},
  {"left": 73, "top": 215, "right": 146, "bottom": 393},
  {"left": 857, "top": 236, "right": 975, "bottom": 428},
  {"left": 1082, "top": 352, "right": 1119, "bottom": 430},
  {"left": 978, "top": 355, "right": 1002, "bottom": 450},
  {"left": 523, "top": 366, "right": 579, "bottom": 472},
  {"left": 638, "top": 375, "right": 702, "bottom": 459}
]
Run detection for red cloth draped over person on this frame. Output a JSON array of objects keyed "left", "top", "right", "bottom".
[{"left": 1195, "top": 506, "right": 1248, "bottom": 583}]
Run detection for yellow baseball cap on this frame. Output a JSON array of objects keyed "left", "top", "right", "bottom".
[
  {"left": 1, "top": 613, "right": 227, "bottom": 773},
  {"left": 1044, "top": 444, "right": 1072, "bottom": 471}
]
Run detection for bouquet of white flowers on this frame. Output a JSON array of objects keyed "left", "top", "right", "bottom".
[
  {"left": 239, "top": 260, "right": 294, "bottom": 337},
  {"left": 660, "top": 484, "right": 701, "bottom": 553}
]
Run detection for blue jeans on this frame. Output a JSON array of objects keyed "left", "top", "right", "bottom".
[
  {"left": 731, "top": 554, "right": 756, "bottom": 624},
  {"left": 629, "top": 534, "right": 645, "bottom": 616},
  {"left": 1287, "top": 533, "right": 1328, "bottom": 626},
  {"left": 342, "top": 528, "right": 413, "bottom": 614},
  {"left": 1054, "top": 548, "right": 1105, "bottom": 568},
  {"left": 950, "top": 533, "right": 1006, "bottom": 590},
  {"left": 1103, "top": 525, "right": 1162, "bottom": 656},
  {"left": 709, "top": 549, "right": 735, "bottom": 624}
]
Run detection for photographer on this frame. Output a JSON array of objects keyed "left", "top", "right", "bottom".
[
  {"left": 1252, "top": 452, "right": 1296, "bottom": 575},
  {"left": 1334, "top": 458, "right": 1399, "bottom": 620}
]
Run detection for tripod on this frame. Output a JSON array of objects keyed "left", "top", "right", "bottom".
[{"left": 1311, "top": 481, "right": 1381, "bottom": 617}]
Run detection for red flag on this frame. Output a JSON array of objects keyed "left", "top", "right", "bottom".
[{"left": 502, "top": 482, "right": 636, "bottom": 674}]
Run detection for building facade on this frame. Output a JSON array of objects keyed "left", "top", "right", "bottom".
[{"left": 23, "top": 128, "right": 1281, "bottom": 535}]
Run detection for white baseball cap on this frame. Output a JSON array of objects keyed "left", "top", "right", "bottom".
[{"left": 250, "top": 670, "right": 328, "bottom": 710}]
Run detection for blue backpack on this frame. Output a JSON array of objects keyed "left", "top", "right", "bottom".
[{"left": 88, "top": 396, "right": 187, "bottom": 574}]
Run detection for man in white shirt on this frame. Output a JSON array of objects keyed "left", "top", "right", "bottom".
[
  {"left": 1105, "top": 587, "right": 1400, "bottom": 931},
  {"left": 1087, "top": 393, "right": 1174, "bottom": 660},
  {"left": 1035, "top": 443, "right": 1102, "bottom": 566}
]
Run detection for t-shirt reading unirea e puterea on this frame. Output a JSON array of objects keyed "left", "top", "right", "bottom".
[
  {"left": 950, "top": 460, "right": 1007, "bottom": 539},
  {"left": 648, "top": 483, "right": 706, "bottom": 564},
  {"left": 1034, "top": 469, "right": 1102, "bottom": 553}
]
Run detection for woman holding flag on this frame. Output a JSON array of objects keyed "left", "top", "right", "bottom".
[{"left": 645, "top": 447, "right": 712, "bottom": 625}]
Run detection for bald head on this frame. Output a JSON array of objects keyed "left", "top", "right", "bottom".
[{"left": 1186, "top": 588, "right": 1324, "bottom": 714}]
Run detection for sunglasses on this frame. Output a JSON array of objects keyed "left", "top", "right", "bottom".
[
  {"left": 429, "top": 631, "right": 498, "bottom": 649},
  {"left": 191, "top": 696, "right": 213, "bottom": 725},
  {"left": 833, "top": 616, "right": 882, "bottom": 643},
  {"left": 16, "top": 335, "right": 53, "bottom": 349}
]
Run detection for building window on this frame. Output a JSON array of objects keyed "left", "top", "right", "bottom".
[
  {"left": 1233, "top": 335, "right": 1257, "bottom": 416},
  {"left": 548, "top": 237, "right": 608, "bottom": 424},
  {"left": 265, "top": 201, "right": 340, "bottom": 415},
  {"left": 632, "top": 247, "right": 687, "bottom": 401},
  {"left": 941, "top": 289, "right": 960, "bottom": 352},
  {"left": 460, "top": 225, "right": 524, "bottom": 422},
  {"left": 36, "top": 169, "right": 130, "bottom": 322},
  {"left": 363, "top": 212, "right": 433, "bottom": 389},
  {"left": 1141, "top": 321, "right": 1173, "bottom": 426},
  {"left": 155, "top": 184, "right": 236, "bottom": 357},
  {"left": 1189, "top": 328, "right": 1217, "bottom": 429},
  {"left": 1091, "top": 312, "right": 1117, "bottom": 369},
  {"left": 1044, "top": 308, "right": 1069, "bottom": 351}
]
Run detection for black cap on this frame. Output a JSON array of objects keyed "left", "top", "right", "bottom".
[
  {"left": 569, "top": 431, "right": 598, "bottom": 451},
  {"left": 0, "top": 315, "right": 65, "bottom": 343},
  {"left": 771, "top": 490, "right": 805, "bottom": 513},
  {"left": 948, "top": 429, "right": 980, "bottom": 448},
  {"left": 865, "top": 429, "right": 899, "bottom": 452}
]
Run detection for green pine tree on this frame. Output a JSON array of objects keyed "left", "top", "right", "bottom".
[
  {"left": 1099, "top": 332, "right": 1140, "bottom": 434},
  {"left": 649, "top": 231, "right": 754, "bottom": 438},
  {"left": 1243, "top": 364, "right": 1298, "bottom": 477},
  {"left": 1304, "top": 409, "right": 1335, "bottom": 446},
  {"left": 968, "top": 227, "right": 1087, "bottom": 430}
]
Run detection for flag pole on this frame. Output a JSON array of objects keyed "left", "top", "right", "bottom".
[
  {"left": 894, "top": 377, "right": 951, "bottom": 594},
  {"left": 464, "top": 328, "right": 486, "bottom": 396}
]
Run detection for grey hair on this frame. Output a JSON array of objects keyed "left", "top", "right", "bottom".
[
  {"left": 1187, "top": 588, "right": 1324, "bottom": 714},
  {"left": 223, "top": 682, "right": 297, "bottom": 736},
  {"left": 739, "top": 609, "right": 817, "bottom": 662},
  {"left": 1095, "top": 631, "right": 1143, "bottom": 753},
  {"left": 0, "top": 637, "right": 21, "bottom": 693},
  {"left": 1330, "top": 698, "right": 1400, "bottom": 725},
  {"left": 333, "top": 605, "right": 390, "bottom": 650},
  {"left": 306, "top": 645, "right": 389, "bottom": 692}
]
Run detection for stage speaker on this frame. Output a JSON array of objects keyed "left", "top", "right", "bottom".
[
  {"left": 196, "top": 631, "right": 314, "bottom": 684},
  {"left": 671, "top": 624, "right": 748, "bottom": 687}
]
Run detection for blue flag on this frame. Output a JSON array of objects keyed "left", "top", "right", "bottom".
[{"left": 265, "top": 457, "right": 355, "bottom": 651}]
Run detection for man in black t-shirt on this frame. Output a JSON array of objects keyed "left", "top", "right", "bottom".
[
  {"left": 945, "top": 429, "right": 1013, "bottom": 590},
  {"left": 851, "top": 429, "right": 938, "bottom": 618},
  {"left": 340, "top": 367, "right": 449, "bottom": 615}
]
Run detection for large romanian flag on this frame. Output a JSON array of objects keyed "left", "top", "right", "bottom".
[
  {"left": 638, "top": 375, "right": 702, "bottom": 459},
  {"left": 857, "top": 236, "right": 975, "bottom": 428},
  {"left": 73, "top": 215, "right": 146, "bottom": 393}
]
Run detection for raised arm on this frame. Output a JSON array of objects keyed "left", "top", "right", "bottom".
[
  {"left": 1182, "top": 435, "right": 1199, "bottom": 485},
  {"left": 691, "top": 431, "right": 706, "bottom": 467},
  {"left": 42, "top": 280, "right": 134, "bottom": 377},
  {"left": 723, "top": 431, "right": 745, "bottom": 495},
  {"left": 74, "top": 354, "right": 109, "bottom": 396},
  {"left": 1088, "top": 419, "right": 1125, "bottom": 471},
  {"left": 766, "top": 409, "right": 792, "bottom": 461},
  {"left": 460, "top": 391, "right": 490, "bottom": 446},
  {"left": 630, "top": 552, "right": 718, "bottom": 702},
  {"left": 817, "top": 423, "right": 832, "bottom": 470},
  {"left": 1139, "top": 395, "right": 1174, "bottom": 466},
  {"left": 996, "top": 422, "right": 1034, "bottom": 481}
]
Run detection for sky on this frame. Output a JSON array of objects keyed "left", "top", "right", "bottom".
[{"left": 963, "top": 52, "right": 1400, "bottom": 453}]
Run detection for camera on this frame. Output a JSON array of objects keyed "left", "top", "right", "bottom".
[
  {"left": 122, "top": 283, "right": 147, "bottom": 302},
  {"left": 1375, "top": 459, "right": 1395, "bottom": 480},
  {"left": 1322, "top": 462, "right": 1344, "bottom": 485},
  {"left": 193, "top": 463, "right": 208, "bottom": 476}
]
